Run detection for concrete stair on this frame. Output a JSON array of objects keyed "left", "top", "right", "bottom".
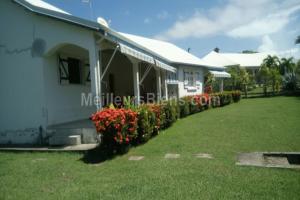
[{"left": 47, "top": 128, "right": 99, "bottom": 146}]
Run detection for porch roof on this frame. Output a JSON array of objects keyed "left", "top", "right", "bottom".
[
  {"left": 209, "top": 70, "right": 231, "bottom": 78},
  {"left": 117, "top": 32, "right": 216, "bottom": 68}
]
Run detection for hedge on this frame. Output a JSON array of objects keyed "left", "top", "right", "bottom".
[{"left": 91, "top": 91, "right": 241, "bottom": 154}]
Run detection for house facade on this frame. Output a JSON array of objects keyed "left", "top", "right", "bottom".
[{"left": 0, "top": 0, "right": 227, "bottom": 145}]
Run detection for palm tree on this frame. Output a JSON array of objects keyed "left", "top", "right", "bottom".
[
  {"left": 259, "top": 65, "right": 270, "bottom": 96},
  {"left": 260, "top": 55, "right": 281, "bottom": 95},
  {"left": 279, "top": 57, "right": 295, "bottom": 75},
  {"left": 295, "top": 35, "right": 300, "bottom": 44}
]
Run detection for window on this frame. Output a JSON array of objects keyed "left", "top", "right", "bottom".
[
  {"left": 166, "top": 71, "right": 178, "bottom": 83},
  {"left": 67, "top": 58, "right": 81, "bottom": 84},
  {"left": 184, "top": 71, "right": 195, "bottom": 87}
]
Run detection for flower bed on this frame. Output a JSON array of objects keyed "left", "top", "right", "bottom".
[{"left": 91, "top": 91, "right": 241, "bottom": 154}]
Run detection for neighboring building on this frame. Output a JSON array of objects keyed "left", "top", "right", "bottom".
[
  {"left": 202, "top": 51, "right": 270, "bottom": 85},
  {"left": 0, "top": 0, "right": 227, "bottom": 145},
  {"left": 220, "top": 52, "right": 269, "bottom": 77}
]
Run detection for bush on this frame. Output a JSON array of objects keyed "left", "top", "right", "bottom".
[
  {"left": 91, "top": 108, "right": 138, "bottom": 154},
  {"left": 161, "top": 100, "right": 178, "bottom": 128},
  {"left": 218, "top": 92, "right": 232, "bottom": 106},
  {"left": 91, "top": 91, "right": 241, "bottom": 156},
  {"left": 136, "top": 105, "right": 156, "bottom": 143},
  {"left": 232, "top": 91, "right": 241, "bottom": 102},
  {"left": 147, "top": 104, "right": 162, "bottom": 134},
  {"left": 179, "top": 97, "right": 190, "bottom": 118},
  {"left": 210, "top": 94, "right": 220, "bottom": 108},
  {"left": 189, "top": 96, "right": 201, "bottom": 114}
]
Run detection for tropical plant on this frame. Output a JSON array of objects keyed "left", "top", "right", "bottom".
[
  {"left": 239, "top": 68, "right": 250, "bottom": 98},
  {"left": 259, "top": 65, "right": 270, "bottom": 96},
  {"left": 269, "top": 68, "right": 282, "bottom": 94},
  {"left": 91, "top": 108, "right": 138, "bottom": 154},
  {"left": 282, "top": 58, "right": 299, "bottom": 91},
  {"left": 136, "top": 105, "right": 156, "bottom": 143},
  {"left": 279, "top": 57, "right": 295, "bottom": 75},
  {"left": 204, "top": 72, "right": 215, "bottom": 93},
  {"left": 259, "top": 55, "right": 281, "bottom": 95},
  {"left": 226, "top": 66, "right": 240, "bottom": 90}
]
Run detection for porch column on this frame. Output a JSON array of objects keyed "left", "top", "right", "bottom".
[
  {"left": 89, "top": 44, "right": 102, "bottom": 110},
  {"left": 162, "top": 71, "right": 168, "bottom": 100},
  {"left": 132, "top": 60, "right": 140, "bottom": 105},
  {"left": 156, "top": 69, "right": 162, "bottom": 102},
  {"left": 220, "top": 78, "right": 224, "bottom": 92}
]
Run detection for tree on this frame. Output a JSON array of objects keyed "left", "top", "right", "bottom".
[
  {"left": 242, "top": 50, "right": 257, "bottom": 54},
  {"left": 295, "top": 35, "right": 300, "bottom": 44},
  {"left": 282, "top": 58, "right": 299, "bottom": 91},
  {"left": 269, "top": 68, "right": 281, "bottom": 94},
  {"left": 259, "top": 65, "right": 270, "bottom": 96},
  {"left": 259, "top": 55, "right": 281, "bottom": 95},
  {"left": 226, "top": 66, "right": 240, "bottom": 90},
  {"left": 204, "top": 73, "right": 215, "bottom": 93},
  {"left": 239, "top": 68, "right": 250, "bottom": 98},
  {"left": 279, "top": 57, "right": 295, "bottom": 75}
]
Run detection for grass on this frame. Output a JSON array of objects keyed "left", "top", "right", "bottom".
[{"left": 1, "top": 97, "right": 300, "bottom": 199}]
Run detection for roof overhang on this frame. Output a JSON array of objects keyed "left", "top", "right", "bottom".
[
  {"left": 13, "top": 0, "right": 105, "bottom": 31},
  {"left": 209, "top": 70, "right": 231, "bottom": 78},
  {"left": 104, "top": 32, "right": 176, "bottom": 72}
]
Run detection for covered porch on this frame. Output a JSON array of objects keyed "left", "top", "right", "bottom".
[
  {"left": 208, "top": 70, "right": 231, "bottom": 92},
  {"left": 43, "top": 34, "right": 176, "bottom": 146}
]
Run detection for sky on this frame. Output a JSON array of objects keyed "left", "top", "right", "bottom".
[{"left": 45, "top": 0, "right": 300, "bottom": 59}]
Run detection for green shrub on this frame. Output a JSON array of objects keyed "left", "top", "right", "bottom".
[
  {"left": 162, "top": 101, "right": 178, "bottom": 128},
  {"left": 219, "top": 92, "right": 232, "bottom": 106},
  {"left": 232, "top": 90, "right": 241, "bottom": 102},
  {"left": 136, "top": 105, "right": 156, "bottom": 143},
  {"left": 190, "top": 98, "right": 200, "bottom": 114},
  {"left": 210, "top": 94, "right": 220, "bottom": 108},
  {"left": 179, "top": 97, "right": 190, "bottom": 117}
]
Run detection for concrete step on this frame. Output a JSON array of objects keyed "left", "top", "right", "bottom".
[
  {"left": 49, "top": 134, "right": 81, "bottom": 146},
  {"left": 47, "top": 128, "right": 99, "bottom": 146}
]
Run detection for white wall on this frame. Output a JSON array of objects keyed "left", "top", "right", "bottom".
[
  {"left": 0, "top": 1, "right": 46, "bottom": 133},
  {"left": 0, "top": 1, "right": 98, "bottom": 135},
  {"left": 177, "top": 65, "right": 205, "bottom": 97},
  {"left": 44, "top": 52, "right": 95, "bottom": 126}
]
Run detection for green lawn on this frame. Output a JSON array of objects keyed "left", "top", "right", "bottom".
[{"left": 1, "top": 97, "right": 300, "bottom": 199}]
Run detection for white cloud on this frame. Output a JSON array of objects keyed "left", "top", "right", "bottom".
[
  {"left": 157, "top": 11, "right": 170, "bottom": 20},
  {"left": 258, "top": 35, "right": 277, "bottom": 53},
  {"left": 143, "top": 18, "right": 151, "bottom": 24},
  {"left": 258, "top": 35, "right": 300, "bottom": 59},
  {"left": 228, "top": 5, "right": 300, "bottom": 38},
  {"left": 155, "top": 0, "right": 300, "bottom": 41}
]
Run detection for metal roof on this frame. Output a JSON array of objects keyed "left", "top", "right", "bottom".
[{"left": 13, "top": 0, "right": 105, "bottom": 31}]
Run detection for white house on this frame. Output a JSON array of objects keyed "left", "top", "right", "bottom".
[
  {"left": 0, "top": 0, "right": 228, "bottom": 145},
  {"left": 202, "top": 51, "right": 269, "bottom": 76}
]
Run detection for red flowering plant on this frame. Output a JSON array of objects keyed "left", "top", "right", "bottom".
[{"left": 91, "top": 108, "right": 138, "bottom": 153}]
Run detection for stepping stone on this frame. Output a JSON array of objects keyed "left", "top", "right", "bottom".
[
  {"left": 194, "top": 153, "right": 214, "bottom": 159},
  {"left": 32, "top": 158, "right": 47, "bottom": 162},
  {"left": 165, "top": 153, "right": 180, "bottom": 159},
  {"left": 128, "top": 156, "right": 144, "bottom": 161}
]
